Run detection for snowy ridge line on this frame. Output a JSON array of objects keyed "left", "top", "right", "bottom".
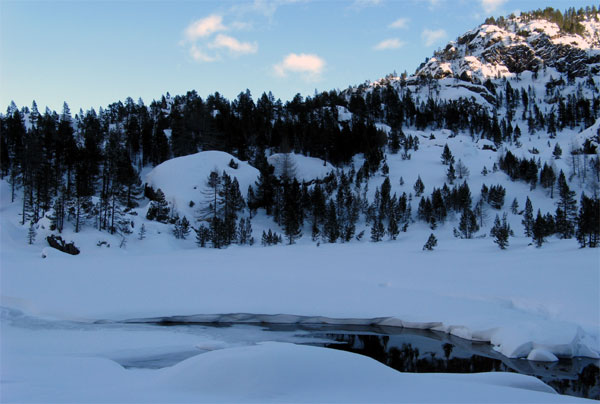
[{"left": 115, "top": 313, "right": 597, "bottom": 360}]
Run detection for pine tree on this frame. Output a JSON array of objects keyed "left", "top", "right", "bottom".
[
  {"left": 370, "top": 215, "right": 385, "bottom": 242},
  {"left": 413, "top": 175, "right": 424, "bottom": 197},
  {"left": 180, "top": 216, "right": 191, "bottom": 239},
  {"left": 522, "top": 196, "right": 534, "bottom": 237},
  {"left": 532, "top": 210, "right": 547, "bottom": 247},
  {"left": 282, "top": 179, "right": 303, "bottom": 244},
  {"left": 146, "top": 188, "right": 170, "bottom": 223},
  {"left": 446, "top": 163, "right": 456, "bottom": 184},
  {"left": 194, "top": 225, "right": 211, "bottom": 247},
  {"left": 324, "top": 200, "right": 339, "bottom": 243},
  {"left": 389, "top": 129, "right": 401, "bottom": 154},
  {"left": 510, "top": 197, "right": 519, "bottom": 214},
  {"left": 138, "top": 223, "right": 146, "bottom": 240},
  {"left": 576, "top": 194, "right": 600, "bottom": 248},
  {"left": 202, "top": 170, "right": 222, "bottom": 221},
  {"left": 487, "top": 185, "right": 505, "bottom": 209},
  {"left": 441, "top": 144, "right": 455, "bottom": 166},
  {"left": 556, "top": 170, "right": 577, "bottom": 238},
  {"left": 423, "top": 233, "right": 437, "bottom": 251},
  {"left": 539, "top": 163, "right": 556, "bottom": 198},
  {"left": 456, "top": 207, "right": 478, "bottom": 239},
  {"left": 553, "top": 143, "right": 562, "bottom": 159},
  {"left": 237, "top": 217, "right": 254, "bottom": 245},
  {"left": 387, "top": 207, "right": 400, "bottom": 240},
  {"left": 210, "top": 217, "right": 224, "bottom": 248},
  {"left": 27, "top": 221, "right": 36, "bottom": 245},
  {"left": 490, "top": 213, "right": 512, "bottom": 249}
]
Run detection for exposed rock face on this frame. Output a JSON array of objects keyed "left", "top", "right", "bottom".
[
  {"left": 416, "top": 15, "right": 600, "bottom": 82},
  {"left": 46, "top": 235, "right": 80, "bottom": 255}
]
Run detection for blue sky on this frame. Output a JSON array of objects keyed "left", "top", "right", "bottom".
[{"left": 1, "top": 0, "right": 593, "bottom": 113}]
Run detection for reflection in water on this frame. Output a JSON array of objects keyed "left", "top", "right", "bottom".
[
  {"left": 303, "top": 330, "right": 599, "bottom": 400},
  {"left": 132, "top": 319, "right": 600, "bottom": 400}
]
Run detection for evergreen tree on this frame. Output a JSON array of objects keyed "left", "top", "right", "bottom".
[
  {"left": 282, "top": 179, "right": 303, "bottom": 244},
  {"left": 532, "top": 210, "right": 547, "bottom": 247},
  {"left": 27, "top": 221, "right": 36, "bottom": 245},
  {"left": 202, "top": 170, "right": 222, "bottom": 221},
  {"left": 413, "top": 175, "right": 424, "bottom": 197},
  {"left": 370, "top": 215, "right": 385, "bottom": 242},
  {"left": 446, "top": 163, "right": 456, "bottom": 184},
  {"left": 179, "top": 216, "right": 191, "bottom": 239},
  {"left": 440, "top": 144, "right": 455, "bottom": 165},
  {"left": 487, "top": 185, "right": 506, "bottom": 209},
  {"left": 138, "top": 223, "right": 146, "bottom": 240},
  {"left": 210, "top": 216, "right": 225, "bottom": 248},
  {"left": 237, "top": 217, "right": 254, "bottom": 245},
  {"left": 389, "top": 129, "right": 401, "bottom": 154},
  {"left": 490, "top": 213, "right": 512, "bottom": 249},
  {"left": 510, "top": 197, "right": 519, "bottom": 214},
  {"left": 194, "top": 225, "right": 211, "bottom": 247},
  {"left": 146, "top": 188, "right": 170, "bottom": 223},
  {"left": 387, "top": 207, "right": 400, "bottom": 240},
  {"left": 553, "top": 143, "right": 562, "bottom": 159},
  {"left": 423, "top": 233, "right": 437, "bottom": 251},
  {"left": 456, "top": 207, "right": 478, "bottom": 239},
  {"left": 555, "top": 170, "right": 577, "bottom": 238},
  {"left": 576, "top": 193, "right": 600, "bottom": 248},
  {"left": 522, "top": 196, "right": 534, "bottom": 237},
  {"left": 324, "top": 200, "right": 339, "bottom": 243},
  {"left": 539, "top": 163, "right": 556, "bottom": 198}
]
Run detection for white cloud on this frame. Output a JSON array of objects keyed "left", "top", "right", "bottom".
[
  {"left": 421, "top": 28, "right": 447, "bottom": 46},
  {"left": 229, "top": 0, "right": 303, "bottom": 19},
  {"left": 374, "top": 38, "right": 405, "bottom": 50},
  {"left": 481, "top": 0, "right": 507, "bottom": 13},
  {"left": 274, "top": 53, "right": 325, "bottom": 81},
  {"left": 209, "top": 34, "right": 258, "bottom": 54},
  {"left": 352, "top": 0, "right": 382, "bottom": 7},
  {"left": 389, "top": 18, "right": 409, "bottom": 29},
  {"left": 184, "top": 15, "right": 226, "bottom": 41},
  {"left": 189, "top": 45, "right": 219, "bottom": 63}
]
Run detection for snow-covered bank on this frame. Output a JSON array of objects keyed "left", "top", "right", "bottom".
[
  {"left": 1, "top": 309, "right": 589, "bottom": 403},
  {"left": 2, "top": 229, "right": 598, "bottom": 360}
]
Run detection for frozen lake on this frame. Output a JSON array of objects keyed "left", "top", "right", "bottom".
[
  {"left": 125, "top": 320, "right": 600, "bottom": 400},
  {"left": 5, "top": 309, "right": 596, "bottom": 401}
]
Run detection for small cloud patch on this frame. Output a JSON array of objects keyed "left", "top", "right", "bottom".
[
  {"left": 374, "top": 38, "right": 405, "bottom": 50},
  {"left": 274, "top": 53, "right": 325, "bottom": 81}
]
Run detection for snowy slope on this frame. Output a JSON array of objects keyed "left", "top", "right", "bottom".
[
  {"left": 268, "top": 152, "right": 335, "bottom": 182},
  {"left": 144, "top": 151, "right": 259, "bottom": 221}
]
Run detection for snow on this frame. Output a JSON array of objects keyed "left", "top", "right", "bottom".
[
  {"left": 267, "top": 152, "right": 335, "bottom": 182},
  {"left": 144, "top": 150, "right": 259, "bottom": 221},
  {"left": 527, "top": 349, "right": 559, "bottom": 362},
  {"left": 1, "top": 310, "right": 587, "bottom": 403}
]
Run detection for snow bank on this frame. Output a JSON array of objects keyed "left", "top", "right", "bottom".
[
  {"left": 144, "top": 151, "right": 259, "bottom": 220},
  {"left": 2, "top": 317, "right": 585, "bottom": 404},
  {"left": 2, "top": 235, "right": 598, "bottom": 360},
  {"left": 268, "top": 153, "right": 335, "bottom": 182}
]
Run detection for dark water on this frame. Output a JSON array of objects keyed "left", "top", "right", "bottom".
[
  {"left": 292, "top": 325, "right": 600, "bottom": 401},
  {"left": 146, "top": 321, "right": 599, "bottom": 400}
]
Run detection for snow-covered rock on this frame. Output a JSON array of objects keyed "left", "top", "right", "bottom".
[{"left": 527, "top": 349, "right": 559, "bottom": 362}]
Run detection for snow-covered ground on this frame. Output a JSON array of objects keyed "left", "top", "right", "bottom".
[
  {"left": 1, "top": 308, "right": 590, "bottom": 403},
  {"left": 1, "top": 120, "right": 599, "bottom": 402}
]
